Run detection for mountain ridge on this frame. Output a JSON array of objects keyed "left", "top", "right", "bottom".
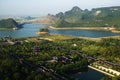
[
  {"left": 33, "top": 6, "right": 120, "bottom": 28},
  {"left": 54, "top": 6, "right": 120, "bottom": 28}
]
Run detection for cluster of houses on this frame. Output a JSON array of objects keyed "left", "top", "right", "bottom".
[{"left": 50, "top": 55, "right": 73, "bottom": 64}]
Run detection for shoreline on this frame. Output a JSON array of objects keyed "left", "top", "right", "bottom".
[
  {"left": 89, "top": 65, "right": 120, "bottom": 77},
  {"left": 88, "top": 66, "right": 115, "bottom": 77},
  {"left": 36, "top": 32, "right": 48, "bottom": 34},
  {"left": 79, "top": 36, "right": 120, "bottom": 41},
  {"left": 0, "top": 28, "right": 13, "bottom": 30},
  {"left": 49, "top": 26, "right": 106, "bottom": 30},
  {"left": 49, "top": 26, "right": 120, "bottom": 33},
  {"left": 0, "top": 27, "right": 21, "bottom": 30}
]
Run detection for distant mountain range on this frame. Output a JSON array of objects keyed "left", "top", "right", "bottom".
[
  {"left": 36, "top": 6, "right": 120, "bottom": 28},
  {"left": 2, "top": 6, "right": 119, "bottom": 28},
  {"left": 34, "top": 14, "right": 59, "bottom": 24},
  {"left": 0, "top": 18, "right": 22, "bottom": 29}
]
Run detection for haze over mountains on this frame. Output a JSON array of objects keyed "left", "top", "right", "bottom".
[
  {"left": 35, "top": 6, "right": 120, "bottom": 28},
  {"left": 1, "top": 6, "right": 120, "bottom": 29}
]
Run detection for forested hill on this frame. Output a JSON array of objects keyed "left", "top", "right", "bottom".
[
  {"left": 54, "top": 6, "right": 120, "bottom": 28},
  {"left": 0, "top": 18, "right": 21, "bottom": 29}
]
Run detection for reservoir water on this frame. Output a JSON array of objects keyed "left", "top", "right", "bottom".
[
  {"left": 0, "top": 23, "right": 120, "bottom": 38},
  {"left": 71, "top": 68, "right": 107, "bottom": 80},
  {"left": 0, "top": 24, "right": 45, "bottom": 38},
  {"left": 50, "top": 29, "right": 120, "bottom": 38}
]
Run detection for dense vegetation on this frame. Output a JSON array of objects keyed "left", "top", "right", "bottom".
[
  {"left": 63, "top": 38, "right": 120, "bottom": 64},
  {"left": 54, "top": 6, "right": 120, "bottom": 28},
  {"left": 0, "top": 18, "right": 21, "bottom": 29},
  {"left": 0, "top": 35, "right": 120, "bottom": 80},
  {"left": 39, "top": 28, "right": 49, "bottom": 32},
  {"left": 0, "top": 53, "right": 53, "bottom": 80},
  {"left": 0, "top": 37, "right": 88, "bottom": 80}
]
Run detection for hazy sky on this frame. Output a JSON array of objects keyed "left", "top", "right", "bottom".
[{"left": 0, "top": 0, "right": 120, "bottom": 16}]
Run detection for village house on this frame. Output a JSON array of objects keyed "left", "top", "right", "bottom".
[{"left": 51, "top": 55, "right": 73, "bottom": 64}]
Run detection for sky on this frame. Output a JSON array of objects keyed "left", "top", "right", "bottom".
[{"left": 0, "top": 0, "right": 120, "bottom": 16}]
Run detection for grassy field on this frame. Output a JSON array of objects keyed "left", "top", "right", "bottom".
[{"left": 40, "top": 34, "right": 76, "bottom": 41}]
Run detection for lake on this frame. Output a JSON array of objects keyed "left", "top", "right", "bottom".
[
  {"left": 0, "top": 24, "right": 45, "bottom": 38},
  {"left": 70, "top": 68, "right": 107, "bottom": 80},
  {"left": 0, "top": 23, "right": 120, "bottom": 38},
  {"left": 50, "top": 29, "right": 120, "bottom": 38}
]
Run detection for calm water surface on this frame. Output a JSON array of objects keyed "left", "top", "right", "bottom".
[
  {"left": 71, "top": 68, "right": 106, "bottom": 80},
  {"left": 0, "top": 23, "right": 119, "bottom": 38},
  {"left": 0, "top": 24, "right": 45, "bottom": 38},
  {"left": 50, "top": 29, "right": 120, "bottom": 38}
]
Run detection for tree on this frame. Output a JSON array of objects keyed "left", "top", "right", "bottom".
[{"left": 39, "top": 28, "right": 49, "bottom": 32}]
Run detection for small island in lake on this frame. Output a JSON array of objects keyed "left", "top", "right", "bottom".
[{"left": 37, "top": 28, "right": 49, "bottom": 34}]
